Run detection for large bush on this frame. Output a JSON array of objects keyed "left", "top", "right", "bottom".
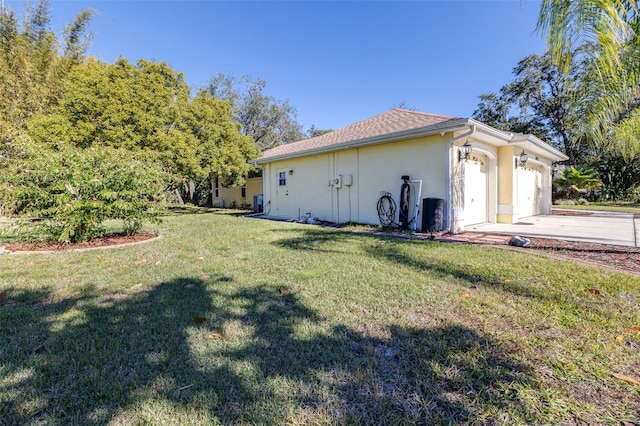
[{"left": 0, "top": 140, "right": 167, "bottom": 242}]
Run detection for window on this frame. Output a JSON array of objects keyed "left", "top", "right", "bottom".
[
  {"left": 279, "top": 172, "right": 286, "bottom": 186},
  {"left": 214, "top": 176, "right": 219, "bottom": 198},
  {"left": 241, "top": 186, "right": 246, "bottom": 198}
]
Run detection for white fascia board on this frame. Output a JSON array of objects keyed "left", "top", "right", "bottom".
[
  {"left": 254, "top": 118, "right": 472, "bottom": 164},
  {"left": 510, "top": 134, "right": 569, "bottom": 161}
]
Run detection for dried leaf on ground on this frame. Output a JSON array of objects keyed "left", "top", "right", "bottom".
[
  {"left": 585, "top": 288, "right": 604, "bottom": 297},
  {"left": 461, "top": 292, "right": 470, "bottom": 298},
  {"left": 612, "top": 373, "right": 640, "bottom": 386},
  {"left": 199, "top": 274, "right": 210, "bottom": 281},
  {"left": 502, "top": 278, "right": 513, "bottom": 283},
  {"left": 279, "top": 288, "right": 288, "bottom": 295},
  {"left": 197, "top": 257, "right": 205, "bottom": 261},
  {"left": 0, "top": 290, "right": 7, "bottom": 305},
  {"left": 630, "top": 326, "right": 640, "bottom": 332},
  {"left": 208, "top": 332, "right": 223, "bottom": 339},
  {"left": 134, "top": 259, "right": 146, "bottom": 265},
  {"left": 183, "top": 284, "right": 195, "bottom": 290},
  {"left": 616, "top": 335, "right": 626, "bottom": 341},
  {"left": 155, "top": 260, "right": 162, "bottom": 266},
  {"left": 194, "top": 317, "right": 206, "bottom": 323}
]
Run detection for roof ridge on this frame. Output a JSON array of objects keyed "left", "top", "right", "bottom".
[{"left": 259, "top": 108, "right": 465, "bottom": 161}]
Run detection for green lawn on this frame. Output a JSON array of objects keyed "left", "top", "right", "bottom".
[
  {"left": 553, "top": 201, "right": 640, "bottom": 213},
  {"left": 1, "top": 211, "right": 639, "bottom": 425}
]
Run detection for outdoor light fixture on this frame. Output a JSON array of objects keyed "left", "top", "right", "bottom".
[
  {"left": 288, "top": 169, "right": 294, "bottom": 175},
  {"left": 516, "top": 150, "right": 528, "bottom": 167},
  {"left": 459, "top": 141, "right": 473, "bottom": 161}
]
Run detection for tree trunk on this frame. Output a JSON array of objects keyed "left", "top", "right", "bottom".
[{"left": 174, "top": 188, "right": 184, "bottom": 205}]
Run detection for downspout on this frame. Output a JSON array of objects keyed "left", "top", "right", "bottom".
[{"left": 446, "top": 125, "right": 476, "bottom": 233}]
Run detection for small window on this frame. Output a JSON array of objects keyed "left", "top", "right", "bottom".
[
  {"left": 241, "top": 186, "right": 246, "bottom": 198},
  {"left": 214, "top": 176, "right": 219, "bottom": 198},
  {"left": 278, "top": 172, "right": 286, "bottom": 186}
]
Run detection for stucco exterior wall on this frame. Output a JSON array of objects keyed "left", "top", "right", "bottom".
[
  {"left": 262, "top": 134, "right": 450, "bottom": 229},
  {"left": 215, "top": 177, "right": 263, "bottom": 209}
]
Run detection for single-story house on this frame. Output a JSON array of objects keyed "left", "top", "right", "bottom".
[
  {"left": 253, "top": 109, "right": 568, "bottom": 233},
  {"left": 212, "top": 170, "right": 263, "bottom": 210}
]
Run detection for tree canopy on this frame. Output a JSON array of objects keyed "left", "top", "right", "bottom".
[
  {"left": 208, "top": 73, "right": 306, "bottom": 150},
  {"left": 0, "top": 1, "right": 264, "bottom": 241}
]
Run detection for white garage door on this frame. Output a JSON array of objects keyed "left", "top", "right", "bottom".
[
  {"left": 518, "top": 165, "right": 543, "bottom": 218},
  {"left": 463, "top": 155, "right": 488, "bottom": 225}
]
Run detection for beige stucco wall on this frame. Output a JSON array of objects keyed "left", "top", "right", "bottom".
[
  {"left": 262, "top": 134, "right": 451, "bottom": 229},
  {"left": 215, "top": 176, "right": 263, "bottom": 209},
  {"left": 496, "top": 146, "right": 554, "bottom": 223}
]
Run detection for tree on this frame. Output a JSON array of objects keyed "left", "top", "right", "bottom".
[
  {"left": 208, "top": 73, "right": 305, "bottom": 150},
  {"left": 28, "top": 58, "right": 259, "bottom": 186},
  {"left": 472, "top": 53, "right": 581, "bottom": 162},
  {"left": 0, "top": 0, "right": 94, "bottom": 138},
  {"left": 536, "top": 0, "right": 638, "bottom": 73},
  {"left": 536, "top": 0, "right": 640, "bottom": 159},
  {"left": 554, "top": 166, "right": 602, "bottom": 199},
  {"left": 307, "top": 125, "right": 333, "bottom": 138},
  {"left": 26, "top": 58, "right": 260, "bottom": 205}
]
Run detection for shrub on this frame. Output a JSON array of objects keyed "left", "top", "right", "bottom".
[
  {"left": 0, "top": 140, "right": 167, "bottom": 242},
  {"left": 554, "top": 199, "right": 576, "bottom": 206},
  {"left": 577, "top": 198, "right": 589, "bottom": 205}
]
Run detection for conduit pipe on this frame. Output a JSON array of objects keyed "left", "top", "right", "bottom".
[{"left": 446, "top": 125, "right": 476, "bottom": 234}]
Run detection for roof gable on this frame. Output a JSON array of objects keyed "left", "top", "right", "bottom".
[{"left": 259, "top": 108, "right": 461, "bottom": 161}]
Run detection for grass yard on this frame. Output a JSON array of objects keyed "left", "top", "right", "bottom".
[
  {"left": 1, "top": 211, "right": 639, "bottom": 425},
  {"left": 553, "top": 201, "right": 640, "bottom": 214}
]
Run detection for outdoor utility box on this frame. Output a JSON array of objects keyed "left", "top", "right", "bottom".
[
  {"left": 422, "top": 198, "right": 444, "bottom": 232},
  {"left": 253, "top": 194, "right": 264, "bottom": 213}
]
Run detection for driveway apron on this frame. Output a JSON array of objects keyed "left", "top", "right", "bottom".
[{"left": 466, "top": 211, "right": 638, "bottom": 247}]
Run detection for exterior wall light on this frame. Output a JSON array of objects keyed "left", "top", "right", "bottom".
[
  {"left": 519, "top": 150, "right": 528, "bottom": 166},
  {"left": 288, "top": 169, "right": 294, "bottom": 175},
  {"left": 458, "top": 141, "right": 472, "bottom": 162}
]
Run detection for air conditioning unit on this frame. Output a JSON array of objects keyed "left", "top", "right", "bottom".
[{"left": 253, "top": 194, "right": 264, "bottom": 213}]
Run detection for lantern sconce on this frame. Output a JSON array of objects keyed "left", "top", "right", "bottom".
[
  {"left": 515, "top": 150, "right": 528, "bottom": 168},
  {"left": 458, "top": 141, "right": 473, "bottom": 162}
]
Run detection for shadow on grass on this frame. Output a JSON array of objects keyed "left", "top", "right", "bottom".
[
  {"left": 273, "top": 227, "right": 568, "bottom": 303},
  {"left": 271, "top": 228, "right": 354, "bottom": 253},
  {"left": 0, "top": 274, "right": 539, "bottom": 424}
]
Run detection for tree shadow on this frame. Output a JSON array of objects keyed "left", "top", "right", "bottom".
[
  {"left": 1, "top": 273, "right": 539, "bottom": 424},
  {"left": 272, "top": 226, "right": 574, "bottom": 304},
  {"left": 270, "top": 228, "right": 355, "bottom": 253}
]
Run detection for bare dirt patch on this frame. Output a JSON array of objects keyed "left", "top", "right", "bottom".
[{"left": 5, "top": 232, "right": 158, "bottom": 253}]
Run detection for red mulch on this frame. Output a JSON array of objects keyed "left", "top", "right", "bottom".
[{"left": 6, "top": 232, "right": 157, "bottom": 252}]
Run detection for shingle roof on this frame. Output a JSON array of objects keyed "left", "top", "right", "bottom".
[{"left": 259, "top": 108, "right": 462, "bottom": 161}]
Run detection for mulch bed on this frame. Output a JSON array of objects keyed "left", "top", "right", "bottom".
[
  {"left": 5, "top": 232, "right": 158, "bottom": 252},
  {"left": 525, "top": 237, "right": 640, "bottom": 276}
]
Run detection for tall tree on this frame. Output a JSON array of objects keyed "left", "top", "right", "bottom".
[
  {"left": 536, "top": 0, "right": 640, "bottom": 159},
  {"left": 27, "top": 58, "right": 260, "bottom": 192},
  {"left": 473, "top": 53, "right": 581, "bottom": 162},
  {"left": 0, "top": 0, "right": 93, "bottom": 137},
  {"left": 208, "top": 73, "right": 305, "bottom": 150}
]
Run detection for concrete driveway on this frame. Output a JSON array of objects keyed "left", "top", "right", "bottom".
[{"left": 466, "top": 211, "right": 639, "bottom": 247}]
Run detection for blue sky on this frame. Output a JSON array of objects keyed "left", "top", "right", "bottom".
[{"left": 10, "top": 0, "right": 546, "bottom": 132}]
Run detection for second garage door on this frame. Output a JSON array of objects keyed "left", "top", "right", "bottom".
[{"left": 518, "top": 165, "right": 543, "bottom": 218}]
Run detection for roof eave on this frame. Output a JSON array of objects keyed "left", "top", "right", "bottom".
[
  {"left": 510, "top": 134, "right": 569, "bottom": 161},
  {"left": 254, "top": 118, "right": 471, "bottom": 164}
]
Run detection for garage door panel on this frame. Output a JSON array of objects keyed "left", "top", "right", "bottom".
[
  {"left": 518, "top": 166, "right": 542, "bottom": 218},
  {"left": 464, "top": 156, "right": 487, "bottom": 225}
]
